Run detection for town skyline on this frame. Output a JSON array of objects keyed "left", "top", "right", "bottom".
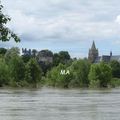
[{"left": 1, "top": 0, "right": 120, "bottom": 58}]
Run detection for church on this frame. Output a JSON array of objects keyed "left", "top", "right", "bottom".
[{"left": 88, "top": 41, "right": 120, "bottom": 63}]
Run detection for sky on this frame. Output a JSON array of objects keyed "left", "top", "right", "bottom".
[{"left": 2, "top": 0, "right": 120, "bottom": 58}]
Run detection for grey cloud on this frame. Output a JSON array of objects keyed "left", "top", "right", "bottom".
[{"left": 2, "top": 0, "right": 120, "bottom": 57}]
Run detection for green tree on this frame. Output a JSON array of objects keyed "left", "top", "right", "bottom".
[
  {"left": 53, "top": 53, "right": 60, "bottom": 66},
  {"left": 9, "top": 56, "right": 25, "bottom": 82},
  {"left": 89, "top": 62, "right": 112, "bottom": 88},
  {"left": 59, "top": 51, "right": 70, "bottom": 61},
  {"left": 0, "top": 2, "right": 20, "bottom": 42},
  {"left": 53, "top": 51, "right": 71, "bottom": 66},
  {"left": 32, "top": 49, "right": 38, "bottom": 58},
  {"left": 47, "top": 63, "right": 73, "bottom": 88},
  {"left": 25, "top": 58, "right": 42, "bottom": 85},
  {"left": 110, "top": 60, "right": 120, "bottom": 78},
  {"left": 0, "top": 58, "right": 10, "bottom": 86},
  {"left": 69, "top": 59, "right": 90, "bottom": 87},
  {"left": 0, "top": 48, "right": 7, "bottom": 55},
  {"left": 22, "top": 55, "right": 32, "bottom": 63},
  {"left": 88, "top": 64, "right": 101, "bottom": 88},
  {"left": 5, "top": 47, "right": 20, "bottom": 63}
]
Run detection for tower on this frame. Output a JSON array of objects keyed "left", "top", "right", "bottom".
[
  {"left": 110, "top": 51, "right": 112, "bottom": 57},
  {"left": 88, "top": 41, "right": 99, "bottom": 63}
]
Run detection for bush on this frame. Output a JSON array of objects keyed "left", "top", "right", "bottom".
[
  {"left": 110, "top": 78, "right": 120, "bottom": 88},
  {"left": 89, "top": 62, "right": 112, "bottom": 88},
  {"left": 69, "top": 59, "right": 90, "bottom": 87},
  {"left": 0, "top": 59, "right": 10, "bottom": 86},
  {"left": 46, "top": 63, "right": 73, "bottom": 88},
  {"left": 9, "top": 56, "right": 25, "bottom": 82},
  {"left": 25, "top": 58, "right": 42, "bottom": 85},
  {"left": 109, "top": 60, "right": 120, "bottom": 78}
]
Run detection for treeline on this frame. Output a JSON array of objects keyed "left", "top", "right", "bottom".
[
  {"left": 46, "top": 60, "right": 120, "bottom": 88},
  {"left": 0, "top": 47, "right": 72, "bottom": 87},
  {"left": 0, "top": 47, "right": 42, "bottom": 87},
  {"left": 0, "top": 47, "right": 120, "bottom": 88}
]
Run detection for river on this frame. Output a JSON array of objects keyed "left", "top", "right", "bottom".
[{"left": 0, "top": 87, "right": 120, "bottom": 120}]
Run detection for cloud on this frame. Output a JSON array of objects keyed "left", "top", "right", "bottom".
[
  {"left": 2, "top": 0, "right": 120, "bottom": 57},
  {"left": 3, "top": 0, "right": 119, "bottom": 40},
  {"left": 7, "top": 9, "right": 119, "bottom": 42},
  {"left": 115, "top": 15, "right": 120, "bottom": 24}
]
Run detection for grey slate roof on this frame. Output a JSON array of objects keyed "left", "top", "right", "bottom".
[
  {"left": 101, "top": 55, "right": 111, "bottom": 62},
  {"left": 111, "top": 55, "right": 120, "bottom": 62},
  {"left": 95, "top": 55, "right": 120, "bottom": 63}
]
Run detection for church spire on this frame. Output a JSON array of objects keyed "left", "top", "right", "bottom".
[
  {"left": 88, "top": 40, "right": 99, "bottom": 63},
  {"left": 91, "top": 40, "right": 96, "bottom": 49}
]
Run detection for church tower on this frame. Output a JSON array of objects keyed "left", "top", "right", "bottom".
[{"left": 88, "top": 41, "right": 99, "bottom": 63}]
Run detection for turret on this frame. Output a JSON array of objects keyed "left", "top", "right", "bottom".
[{"left": 22, "top": 48, "right": 32, "bottom": 56}]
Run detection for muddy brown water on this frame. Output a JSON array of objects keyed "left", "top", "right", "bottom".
[{"left": 0, "top": 87, "right": 120, "bottom": 120}]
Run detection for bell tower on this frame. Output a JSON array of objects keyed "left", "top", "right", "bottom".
[{"left": 88, "top": 41, "right": 99, "bottom": 63}]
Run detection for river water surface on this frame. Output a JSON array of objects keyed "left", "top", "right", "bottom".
[{"left": 0, "top": 87, "right": 120, "bottom": 120}]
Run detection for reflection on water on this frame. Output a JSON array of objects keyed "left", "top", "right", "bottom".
[{"left": 0, "top": 87, "right": 120, "bottom": 120}]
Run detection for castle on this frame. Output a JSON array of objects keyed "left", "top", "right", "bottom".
[
  {"left": 88, "top": 41, "right": 120, "bottom": 63},
  {"left": 22, "top": 48, "right": 32, "bottom": 56},
  {"left": 22, "top": 48, "right": 53, "bottom": 63}
]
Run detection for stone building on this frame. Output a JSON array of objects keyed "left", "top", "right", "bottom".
[
  {"left": 88, "top": 41, "right": 120, "bottom": 63},
  {"left": 37, "top": 50, "right": 53, "bottom": 63},
  {"left": 22, "top": 48, "right": 53, "bottom": 63},
  {"left": 88, "top": 41, "right": 99, "bottom": 63},
  {"left": 22, "top": 48, "right": 32, "bottom": 56}
]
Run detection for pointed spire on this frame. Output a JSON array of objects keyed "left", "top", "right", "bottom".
[
  {"left": 91, "top": 40, "right": 96, "bottom": 49},
  {"left": 110, "top": 51, "right": 112, "bottom": 57}
]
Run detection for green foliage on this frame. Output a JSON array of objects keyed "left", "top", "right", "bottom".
[
  {"left": 22, "top": 55, "right": 32, "bottom": 63},
  {"left": 25, "top": 58, "right": 42, "bottom": 85},
  {"left": 39, "top": 61, "right": 53, "bottom": 75},
  {"left": 89, "top": 62, "right": 112, "bottom": 88},
  {"left": 46, "top": 63, "right": 73, "bottom": 88},
  {"left": 46, "top": 59, "right": 90, "bottom": 88},
  {"left": 0, "top": 3, "right": 20, "bottom": 42},
  {"left": 5, "top": 47, "right": 20, "bottom": 63},
  {"left": 0, "top": 48, "right": 7, "bottom": 55},
  {"left": 32, "top": 49, "right": 38, "bottom": 57},
  {"left": 0, "top": 46, "right": 120, "bottom": 88},
  {"left": 88, "top": 64, "right": 100, "bottom": 88},
  {"left": 53, "top": 51, "right": 71, "bottom": 66},
  {"left": 9, "top": 56, "right": 25, "bottom": 82},
  {"left": 110, "top": 60, "right": 120, "bottom": 78},
  {"left": 0, "top": 58, "right": 10, "bottom": 86},
  {"left": 53, "top": 53, "right": 60, "bottom": 66},
  {"left": 110, "top": 78, "right": 120, "bottom": 88},
  {"left": 69, "top": 59, "right": 90, "bottom": 87},
  {"left": 9, "top": 79, "right": 29, "bottom": 87},
  {"left": 59, "top": 51, "right": 71, "bottom": 61},
  {"left": 38, "top": 50, "right": 53, "bottom": 57}
]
